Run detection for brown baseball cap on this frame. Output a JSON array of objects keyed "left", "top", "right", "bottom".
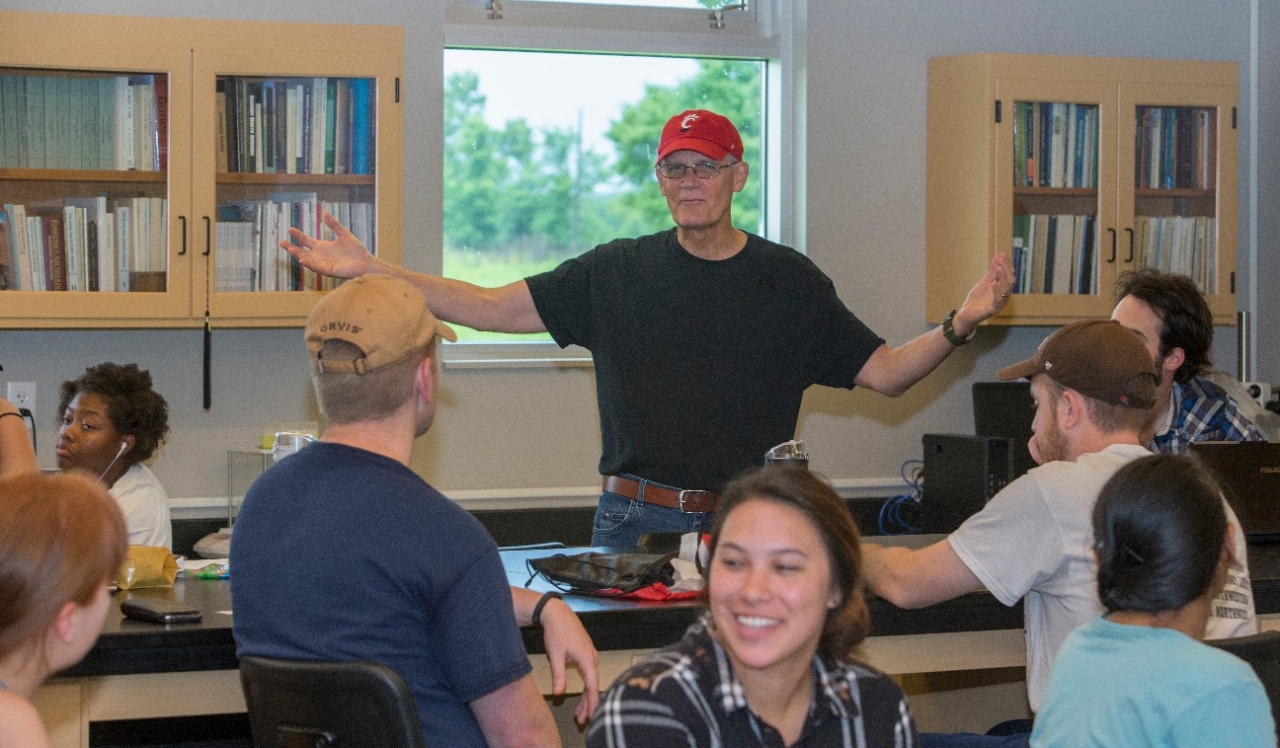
[
  {"left": 305, "top": 275, "right": 456, "bottom": 375},
  {"left": 656, "top": 109, "right": 744, "bottom": 163},
  {"left": 996, "top": 320, "right": 1157, "bottom": 408}
]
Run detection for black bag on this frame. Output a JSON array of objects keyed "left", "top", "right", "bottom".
[{"left": 526, "top": 551, "right": 677, "bottom": 593}]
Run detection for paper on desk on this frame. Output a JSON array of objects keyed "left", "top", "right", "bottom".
[{"left": 181, "top": 558, "right": 230, "bottom": 578}]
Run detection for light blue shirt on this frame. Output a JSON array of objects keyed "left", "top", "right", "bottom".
[{"left": 1032, "top": 615, "right": 1275, "bottom": 747}]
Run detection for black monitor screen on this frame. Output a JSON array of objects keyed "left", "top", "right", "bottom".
[{"left": 972, "top": 381, "right": 1036, "bottom": 479}]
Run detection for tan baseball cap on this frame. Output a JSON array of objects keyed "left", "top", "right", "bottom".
[
  {"left": 996, "top": 319, "right": 1157, "bottom": 408},
  {"left": 305, "top": 275, "right": 456, "bottom": 375}
]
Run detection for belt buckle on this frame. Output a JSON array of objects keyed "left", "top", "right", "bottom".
[{"left": 678, "top": 489, "right": 712, "bottom": 513}]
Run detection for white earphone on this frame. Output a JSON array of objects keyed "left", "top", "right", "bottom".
[{"left": 117, "top": 441, "right": 129, "bottom": 459}]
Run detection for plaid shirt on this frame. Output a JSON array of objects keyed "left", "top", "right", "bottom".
[
  {"left": 586, "top": 613, "right": 917, "bottom": 748},
  {"left": 1151, "top": 377, "right": 1266, "bottom": 455}
]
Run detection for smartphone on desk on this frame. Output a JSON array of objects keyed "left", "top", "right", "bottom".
[{"left": 120, "top": 598, "right": 203, "bottom": 624}]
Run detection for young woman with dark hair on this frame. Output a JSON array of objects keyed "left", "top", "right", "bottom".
[{"left": 1031, "top": 454, "right": 1275, "bottom": 747}]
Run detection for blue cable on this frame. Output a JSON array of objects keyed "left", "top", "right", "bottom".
[{"left": 877, "top": 459, "right": 923, "bottom": 534}]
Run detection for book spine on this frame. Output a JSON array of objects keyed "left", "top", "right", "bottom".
[
  {"left": 348, "top": 78, "right": 371, "bottom": 175},
  {"left": 154, "top": 74, "right": 169, "bottom": 172}
]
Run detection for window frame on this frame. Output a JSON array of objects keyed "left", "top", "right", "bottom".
[{"left": 441, "top": 0, "right": 792, "bottom": 367}]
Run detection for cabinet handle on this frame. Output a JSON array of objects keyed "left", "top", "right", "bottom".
[
  {"left": 1124, "top": 227, "right": 1134, "bottom": 263},
  {"left": 203, "top": 216, "right": 212, "bottom": 257},
  {"left": 1107, "top": 227, "right": 1117, "bottom": 263},
  {"left": 178, "top": 215, "right": 187, "bottom": 256}
]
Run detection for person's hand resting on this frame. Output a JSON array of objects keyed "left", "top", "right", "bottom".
[{"left": 538, "top": 596, "right": 601, "bottom": 725}]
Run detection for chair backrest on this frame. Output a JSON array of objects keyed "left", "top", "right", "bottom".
[
  {"left": 1208, "top": 630, "right": 1280, "bottom": 725},
  {"left": 239, "top": 656, "right": 427, "bottom": 748}
]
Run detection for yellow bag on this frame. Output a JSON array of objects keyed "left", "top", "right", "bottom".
[{"left": 116, "top": 545, "right": 179, "bottom": 590}]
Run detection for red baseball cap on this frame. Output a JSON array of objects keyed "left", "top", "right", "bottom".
[{"left": 656, "top": 109, "right": 744, "bottom": 163}]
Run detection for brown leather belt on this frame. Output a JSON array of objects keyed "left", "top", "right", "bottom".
[{"left": 603, "top": 475, "right": 719, "bottom": 514}]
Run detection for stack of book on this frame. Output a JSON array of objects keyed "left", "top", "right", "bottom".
[
  {"left": 0, "top": 72, "right": 167, "bottom": 172},
  {"left": 0, "top": 196, "right": 167, "bottom": 292},
  {"left": 216, "top": 76, "right": 375, "bottom": 175}
]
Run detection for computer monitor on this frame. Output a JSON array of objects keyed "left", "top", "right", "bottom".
[{"left": 972, "top": 381, "right": 1036, "bottom": 480}]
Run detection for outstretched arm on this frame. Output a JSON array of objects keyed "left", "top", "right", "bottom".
[
  {"left": 511, "top": 586, "right": 600, "bottom": 726},
  {"left": 861, "top": 539, "right": 984, "bottom": 609},
  {"left": 281, "top": 212, "right": 547, "bottom": 334},
  {"left": 855, "top": 252, "right": 1014, "bottom": 396}
]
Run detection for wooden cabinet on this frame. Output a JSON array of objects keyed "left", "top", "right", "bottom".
[
  {"left": 926, "top": 54, "right": 1238, "bottom": 325},
  {"left": 0, "top": 12, "right": 403, "bottom": 328}
]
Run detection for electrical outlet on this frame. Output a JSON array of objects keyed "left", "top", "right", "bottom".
[
  {"left": 1243, "top": 381, "right": 1273, "bottom": 409},
  {"left": 6, "top": 382, "right": 35, "bottom": 420}
]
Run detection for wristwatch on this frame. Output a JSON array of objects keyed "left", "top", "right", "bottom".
[{"left": 942, "top": 308, "right": 975, "bottom": 347}]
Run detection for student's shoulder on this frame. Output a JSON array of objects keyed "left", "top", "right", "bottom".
[{"left": 0, "top": 691, "right": 53, "bottom": 748}]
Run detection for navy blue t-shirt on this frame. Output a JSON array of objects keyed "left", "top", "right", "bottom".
[
  {"left": 230, "top": 442, "right": 530, "bottom": 747},
  {"left": 526, "top": 229, "right": 883, "bottom": 489}
]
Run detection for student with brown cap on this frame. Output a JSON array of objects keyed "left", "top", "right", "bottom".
[
  {"left": 860, "top": 319, "right": 1256, "bottom": 747},
  {"left": 279, "top": 108, "right": 1015, "bottom": 547},
  {"left": 230, "top": 275, "right": 599, "bottom": 747}
]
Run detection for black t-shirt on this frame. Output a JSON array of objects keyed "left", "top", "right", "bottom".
[{"left": 525, "top": 228, "right": 883, "bottom": 489}]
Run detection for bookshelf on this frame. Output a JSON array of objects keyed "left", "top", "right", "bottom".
[
  {"left": 0, "top": 12, "right": 403, "bottom": 328},
  {"left": 926, "top": 54, "right": 1238, "bottom": 325}
]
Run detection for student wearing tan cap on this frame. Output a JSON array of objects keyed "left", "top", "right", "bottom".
[
  {"left": 231, "top": 275, "right": 598, "bottom": 747},
  {"left": 860, "top": 320, "right": 1256, "bottom": 747},
  {"left": 280, "top": 108, "right": 1015, "bottom": 548}
]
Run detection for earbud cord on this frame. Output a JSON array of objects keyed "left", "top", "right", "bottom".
[{"left": 99, "top": 443, "right": 128, "bottom": 482}]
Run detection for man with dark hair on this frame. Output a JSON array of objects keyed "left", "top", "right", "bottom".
[
  {"left": 861, "top": 320, "right": 1256, "bottom": 747},
  {"left": 231, "top": 275, "right": 598, "bottom": 746},
  {"left": 1111, "top": 267, "right": 1264, "bottom": 452}
]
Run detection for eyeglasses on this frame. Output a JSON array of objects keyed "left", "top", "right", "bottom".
[{"left": 656, "top": 160, "right": 734, "bottom": 180}]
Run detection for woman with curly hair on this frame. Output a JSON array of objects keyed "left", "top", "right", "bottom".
[
  {"left": 55, "top": 362, "right": 172, "bottom": 549},
  {"left": 587, "top": 466, "right": 917, "bottom": 747}
]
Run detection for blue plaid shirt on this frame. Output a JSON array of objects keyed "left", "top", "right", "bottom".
[
  {"left": 1151, "top": 377, "right": 1265, "bottom": 454},
  {"left": 586, "top": 613, "right": 917, "bottom": 748}
]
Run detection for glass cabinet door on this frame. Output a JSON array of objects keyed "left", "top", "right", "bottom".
[
  {"left": 1118, "top": 82, "right": 1237, "bottom": 320},
  {"left": 191, "top": 46, "right": 402, "bottom": 325},
  {"left": 0, "top": 42, "right": 194, "bottom": 324},
  {"left": 994, "top": 77, "right": 1116, "bottom": 321}
]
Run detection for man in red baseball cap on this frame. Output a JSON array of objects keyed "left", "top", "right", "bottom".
[{"left": 281, "top": 108, "right": 1015, "bottom": 548}]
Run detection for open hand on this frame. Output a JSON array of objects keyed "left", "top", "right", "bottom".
[{"left": 279, "top": 211, "right": 377, "bottom": 280}]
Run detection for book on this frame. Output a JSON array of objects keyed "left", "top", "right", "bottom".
[
  {"left": 324, "top": 78, "right": 337, "bottom": 174},
  {"left": 154, "top": 74, "right": 169, "bottom": 172},
  {"left": 20, "top": 207, "right": 44, "bottom": 291},
  {"left": 0, "top": 207, "right": 14, "bottom": 290},
  {"left": 333, "top": 79, "right": 349, "bottom": 175},
  {"left": 114, "top": 201, "right": 131, "bottom": 291},
  {"left": 62, "top": 205, "right": 86, "bottom": 291},
  {"left": 215, "top": 80, "right": 230, "bottom": 173},
  {"left": 348, "top": 78, "right": 372, "bottom": 175},
  {"left": 98, "top": 77, "right": 117, "bottom": 170},
  {"left": 44, "top": 213, "right": 67, "bottom": 291},
  {"left": 66, "top": 196, "right": 113, "bottom": 292}
]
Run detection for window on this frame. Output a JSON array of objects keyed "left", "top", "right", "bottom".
[{"left": 443, "top": 0, "right": 782, "bottom": 358}]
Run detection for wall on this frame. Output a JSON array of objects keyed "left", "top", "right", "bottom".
[{"left": 0, "top": 0, "right": 1270, "bottom": 515}]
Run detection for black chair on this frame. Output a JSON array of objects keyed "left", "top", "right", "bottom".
[
  {"left": 1208, "top": 630, "right": 1280, "bottom": 725},
  {"left": 238, "top": 656, "right": 427, "bottom": 748}
]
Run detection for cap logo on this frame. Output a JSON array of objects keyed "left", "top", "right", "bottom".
[
  {"left": 680, "top": 112, "right": 699, "bottom": 131},
  {"left": 320, "top": 320, "right": 362, "bottom": 335}
]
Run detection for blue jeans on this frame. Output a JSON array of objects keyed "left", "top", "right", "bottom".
[{"left": 590, "top": 489, "right": 713, "bottom": 549}]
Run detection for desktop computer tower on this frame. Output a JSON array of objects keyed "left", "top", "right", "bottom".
[{"left": 919, "top": 433, "right": 1014, "bottom": 534}]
